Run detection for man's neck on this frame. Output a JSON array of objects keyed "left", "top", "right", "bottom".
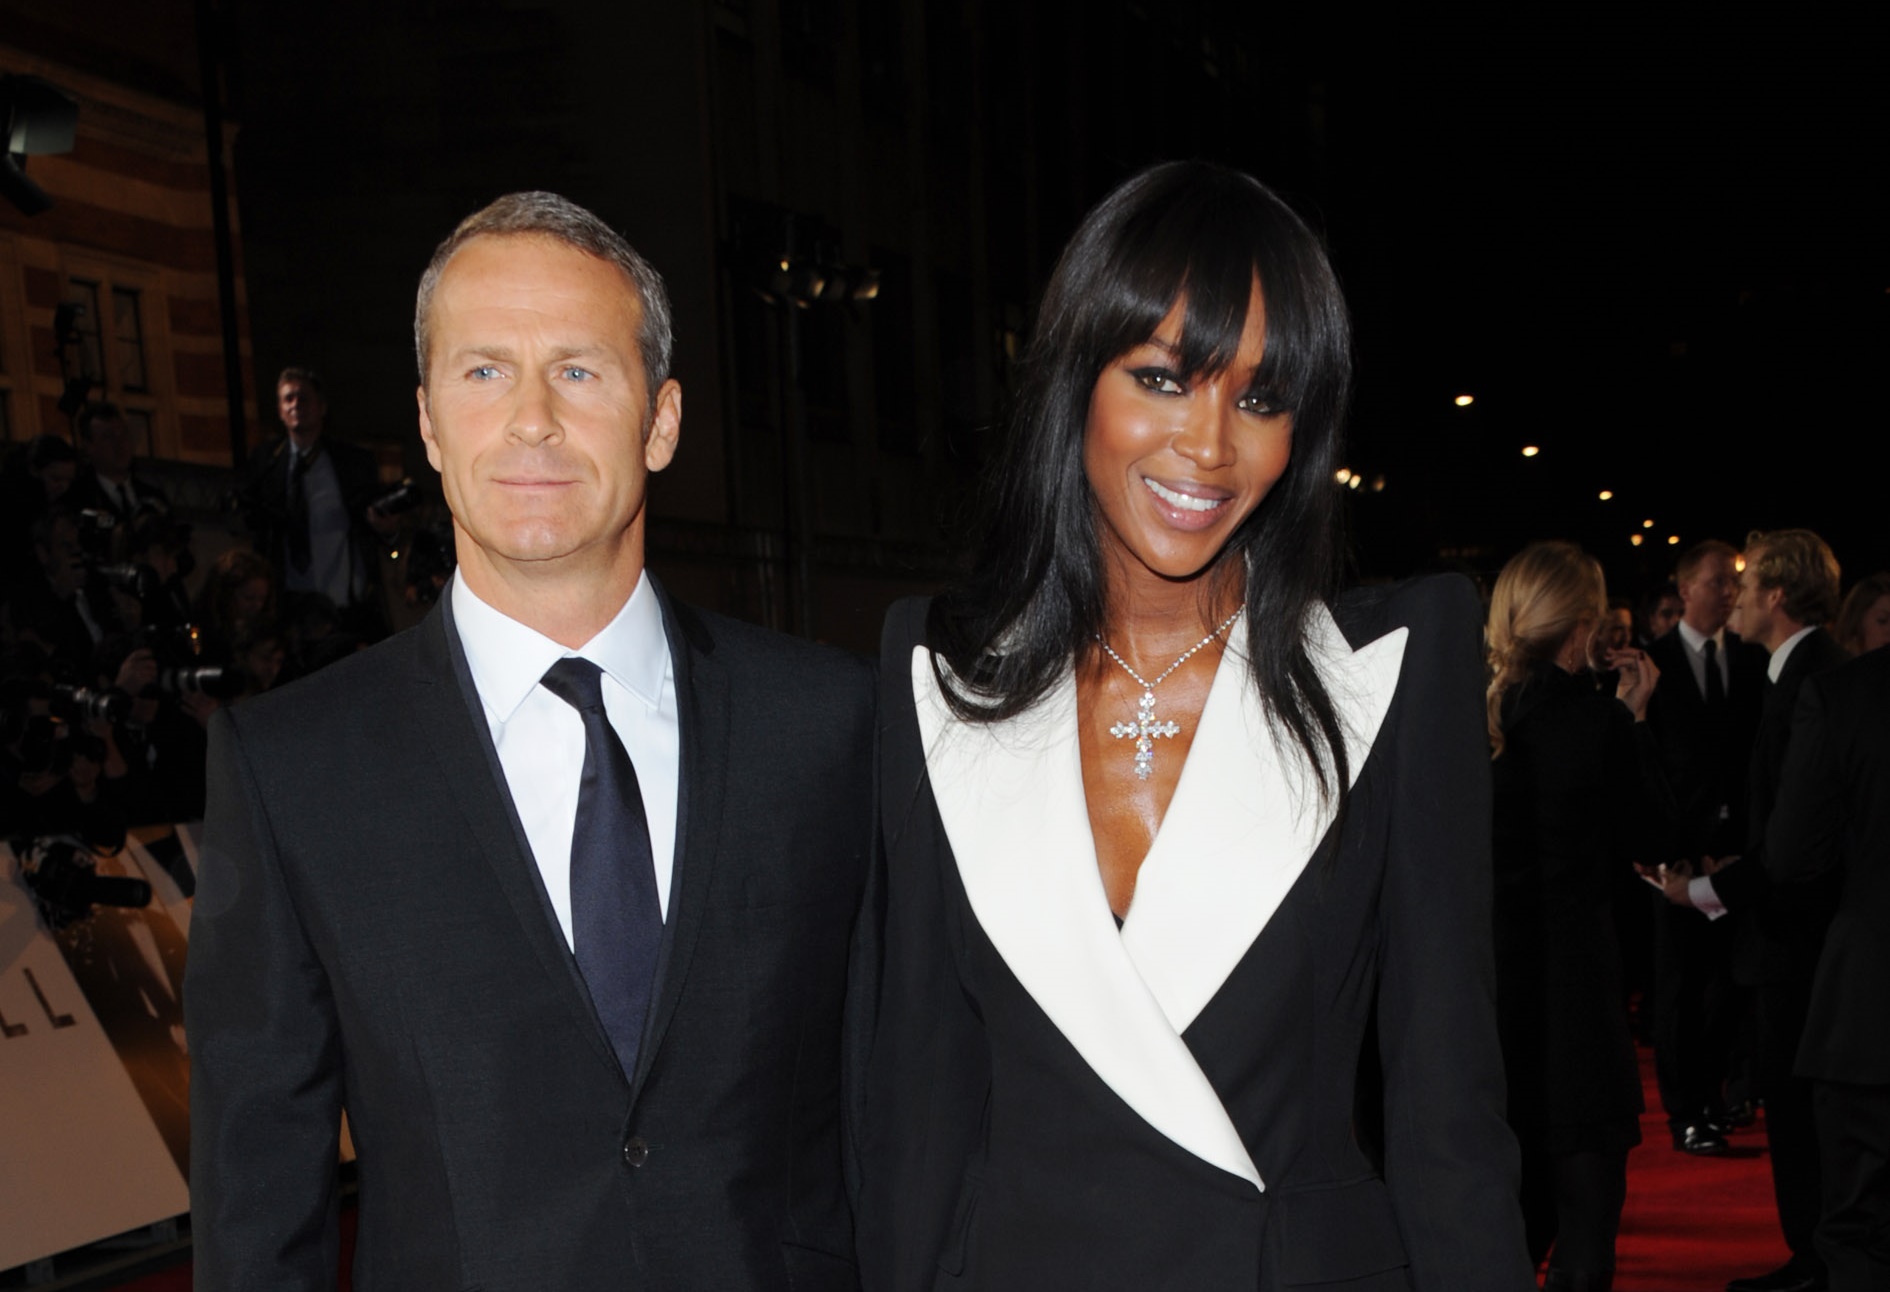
[
  {"left": 1761, "top": 617, "right": 1808, "bottom": 656},
  {"left": 1681, "top": 613, "right": 1723, "bottom": 643},
  {"left": 453, "top": 532, "right": 646, "bottom": 650},
  {"left": 288, "top": 428, "right": 322, "bottom": 454}
]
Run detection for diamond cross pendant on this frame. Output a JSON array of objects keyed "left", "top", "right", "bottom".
[{"left": 1109, "top": 688, "right": 1181, "bottom": 780}]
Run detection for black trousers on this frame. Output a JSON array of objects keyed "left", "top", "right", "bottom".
[
  {"left": 1521, "top": 1146, "right": 1630, "bottom": 1275},
  {"left": 1653, "top": 900, "right": 1737, "bottom": 1128},
  {"left": 1814, "top": 1080, "right": 1890, "bottom": 1292},
  {"left": 1750, "top": 980, "right": 1823, "bottom": 1260}
]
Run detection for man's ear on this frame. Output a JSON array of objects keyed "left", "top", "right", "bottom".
[
  {"left": 417, "top": 387, "right": 443, "bottom": 473},
  {"left": 644, "top": 378, "right": 682, "bottom": 474}
]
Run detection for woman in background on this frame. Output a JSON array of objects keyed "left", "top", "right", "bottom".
[
  {"left": 863, "top": 161, "right": 1532, "bottom": 1291},
  {"left": 1487, "top": 542, "right": 1675, "bottom": 1291},
  {"left": 1834, "top": 572, "right": 1890, "bottom": 656}
]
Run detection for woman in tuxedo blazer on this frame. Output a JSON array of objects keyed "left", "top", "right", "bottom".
[{"left": 860, "top": 163, "right": 1533, "bottom": 1291}]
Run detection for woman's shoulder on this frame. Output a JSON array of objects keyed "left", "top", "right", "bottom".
[{"left": 1330, "top": 573, "right": 1482, "bottom": 651}]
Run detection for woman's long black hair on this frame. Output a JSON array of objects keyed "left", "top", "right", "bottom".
[{"left": 927, "top": 160, "right": 1355, "bottom": 804}]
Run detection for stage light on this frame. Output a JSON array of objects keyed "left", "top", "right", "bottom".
[
  {"left": 1598, "top": 490, "right": 1613, "bottom": 501},
  {"left": 1348, "top": 475, "right": 1361, "bottom": 490},
  {"left": 1667, "top": 535, "right": 1680, "bottom": 545},
  {"left": 1630, "top": 534, "right": 1644, "bottom": 547},
  {"left": 1454, "top": 394, "right": 1475, "bottom": 407},
  {"left": 1334, "top": 468, "right": 1353, "bottom": 484},
  {"left": 1642, "top": 519, "right": 1655, "bottom": 529},
  {"left": 1521, "top": 445, "right": 1540, "bottom": 458}
]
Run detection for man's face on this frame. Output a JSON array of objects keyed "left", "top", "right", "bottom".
[
  {"left": 417, "top": 234, "right": 680, "bottom": 584},
  {"left": 1728, "top": 554, "right": 1782, "bottom": 647},
  {"left": 1679, "top": 551, "right": 1739, "bottom": 635},
  {"left": 84, "top": 415, "right": 135, "bottom": 478},
  {"left": 1649, "top": 593, "right": 1682, "bottom": 639},
  {"left": 278, "top": 379, "right": 326, "bottom": 446},
  {"left": 34, "top": 518, "right": 85, "bottom": 597}
]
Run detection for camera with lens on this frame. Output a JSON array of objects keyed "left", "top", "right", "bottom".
[
  {"left": 49, "top": 681, "right": 133, "bottom": 726},
  {"left": 155, "top": 663, "right": 244, "bottom": 700},
  {"left": 12, "top": 834, "right": 151, "bottom": 931}
]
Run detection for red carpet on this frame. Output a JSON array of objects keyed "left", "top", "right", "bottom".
[
  {"left": 1614, "top": 1045, "right": 1791, "bottom": 1290},
  {"left": 98, "top": 1047, "right": 1783, "bottom": 1291}
]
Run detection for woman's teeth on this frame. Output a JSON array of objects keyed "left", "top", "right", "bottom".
[{"left": 1143, "top": 477, "right": 1225, "bottom": 513}]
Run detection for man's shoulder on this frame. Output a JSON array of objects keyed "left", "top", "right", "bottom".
[
  {"left": 223, "top": 621, "right": 428, "bottom": 749},
  {"left": 672, "top": 598, "right": 873, "bottom": 693}
]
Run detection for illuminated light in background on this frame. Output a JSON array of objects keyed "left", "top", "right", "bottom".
[
  {"left": 1334, "top": 468, "right": 1353, "bottom": 484},
  {"left": 1668, "top": 535, "right": 1680, "bottom": 545},
  {"left": 1370, "top": 475, "right": 1386, "bottom": 493},
  {"left": 1642, "top": 519, "right": 1655, "bottom": 529},
  {"left": 1630, "top": 534, "right": 1644, "bottom": 547},
  {"left": 1521, "top": 445, "right": 1540, "bottom": 458},
  {"left": 1454, "top": 394, "right": 1475, "bottom": 407},
  {"left": 1598, "top": 490, "right": 1613, "bottom": 501},
  {"left": 1735, "top": 554, "right": 1747, "bottom": 572},
  {"left": 1347, "top": 475, "right": 1362, "bottom": 490}
]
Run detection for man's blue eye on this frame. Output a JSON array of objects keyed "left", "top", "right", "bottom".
[
  {"left": 470, "top": 365, "right": 501, "bottom": 380},
  {"left": 563, "top": 367, "right": 594, "bottom": 382}
]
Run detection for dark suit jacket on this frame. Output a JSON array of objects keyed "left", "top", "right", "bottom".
[
  {"left": 185, "top": 581, "right": 875, "bottom": 1291},
  {"left": 861, "top": 577, "right": 1532, "bottom": 1292},
  {"left": 1710, "top": 627, "right": 1850, "bottom": 985},
  {"left": 231, "top": 432, "right": 382, "bottom": 596},
  {"left": 66, "top": 467, "right": 170, "bottom": 528},
  {"left": 1765, "top": 647, "right": 1890, "bottom": 1084},
  {"left": 1642, "top": 627, "right": 1767, "bottom": 859}
]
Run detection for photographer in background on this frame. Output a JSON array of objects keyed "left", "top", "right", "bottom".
[
  {"left": 229, "top": 366, "right": 396, "bottom": 638},
  {"left": 67, "top": 402, "right": 170, "bottom": 535}
]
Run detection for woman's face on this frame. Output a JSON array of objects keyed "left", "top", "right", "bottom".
[
  {"left": 233, "top": 577, "right": 270, "bottom": 623},
  {"left": 1861, "top": 594, "right": 1890, "bottom": 653},
  {"left": 1083, "top": 280, "right": 1292, "bottom": 592}
]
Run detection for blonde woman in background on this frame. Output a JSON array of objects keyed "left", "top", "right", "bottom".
[{"left": 1487, "top": 542, "right": 1677, "bottom": 1292}]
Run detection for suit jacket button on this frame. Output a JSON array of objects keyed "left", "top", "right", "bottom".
[{"left": 623, "top": 1136, "right": 650, "bottom": 1168}]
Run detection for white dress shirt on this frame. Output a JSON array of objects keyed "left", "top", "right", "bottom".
[
  {"left": 1675, "top": 618, "right": 1731, "bottom": 700},
  {"left": 451, "top": 571, "right": 680, "bottom": 943}
]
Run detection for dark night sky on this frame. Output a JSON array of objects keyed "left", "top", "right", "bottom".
[{"left": 1304, "top": 11, "right": 1887, "bottom": 587}]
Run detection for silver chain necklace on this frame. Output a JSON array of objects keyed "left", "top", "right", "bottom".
[{"left": 1095, "top": 607, "right": 1245, "bottom": 780}]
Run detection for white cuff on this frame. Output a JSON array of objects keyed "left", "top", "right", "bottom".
[{"left": 1688, "top": 875, "right": 1727, "bottom": 920}]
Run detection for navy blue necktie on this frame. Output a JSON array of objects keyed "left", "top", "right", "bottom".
[
  {"left": 540, "top": 658, "right": 662, "bottom": 1081},
  {"left": 1703, "top": 637, "right": 1724, "bottom": 707}
]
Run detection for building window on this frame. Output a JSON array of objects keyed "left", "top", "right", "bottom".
[
  {"left": 62, "top": 277, "right": 106, "bottom": 386},
  {"left": 112, "top": 286, "right": 148, "bottom": 392}
]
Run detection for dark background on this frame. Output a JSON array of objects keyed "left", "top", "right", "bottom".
[{"left": 8, "top": 0, "right": 1885, "bottom": 646}]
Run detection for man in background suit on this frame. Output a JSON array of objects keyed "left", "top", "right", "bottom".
[
  {"left": 1644, "top": 539, "right": 1767, "bottom": 1154},
  {"left": 1767, "top": 645, "right": 1890, "bottom": 1290},
  {"left": 1656, "top": 530, "right": 1847, "bottom": 1292},
  {"left": 186, "top": 193, "right": 875, "bottom": 1290},
  {"left": 230, "top": 366, "right": 394, "bottom": 632},
  {"left": 66, "top": 401, "right": 169, "bottom": 533}
]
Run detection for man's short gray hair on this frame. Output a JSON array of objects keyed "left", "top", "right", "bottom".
[{"left": 413, "top": 191, "right": 673, "bottom": 392}]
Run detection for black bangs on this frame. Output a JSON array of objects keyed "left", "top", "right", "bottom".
[{"left": 1073, "top": 166, "right": 1337, "bottom": 412}]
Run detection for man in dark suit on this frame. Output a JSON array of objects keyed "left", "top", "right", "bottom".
[
  {"left": 1657, "top": 529, "right": 1847, "bottom": 1292},
  {"left": 229, "top": 366, "right": 394, "bottom": 632},
  {"left": 1643, "top": 538, "right": 1767, "bottom": 1154},
  {"left": 66, "top": 401, "right": 169, "bottom": 532},
  {"left": 185, "top": 193, "right": 875, "bottom": 1291},
  {"left": 1767, "top": 646, "right": 1890, "bottom": 1290}
]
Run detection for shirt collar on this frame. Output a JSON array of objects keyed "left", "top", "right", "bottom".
[
  {"left": 451, "top": 569, "right": 670, "bottom": 723},
  {"left": 1767, "top": 625, "right": 1817, "bottom": 682},
  {"left": 1676, "top": 618, "right": 1722, "bottom": 656}
]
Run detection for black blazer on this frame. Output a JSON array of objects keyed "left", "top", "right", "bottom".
[
  {"left": 185, "top": 581, "right": 875, "bottom": 1291},
  {"left": 1765, "top": 646, "right": 1890, "bottom": 1084},
  {"left": 1710, "top": 627, "right": 1850, "bottom": 985},
  {"left": 860, "top": 576, "right": 1532, "bottom": 1292},
  {"left": 1490, "top": 664, "right": 1673, "bottom": 1141},
  {"left": 1642, "top": 627, "right": 1767, "bottom": 859}
]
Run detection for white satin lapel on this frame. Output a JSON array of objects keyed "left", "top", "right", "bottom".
[
  {"left": 1122, "top": 607, "right": 1408, "bottom": 1034},
  {"left": 912, "top": 648, "right": 1265, "bottom": 1190}
]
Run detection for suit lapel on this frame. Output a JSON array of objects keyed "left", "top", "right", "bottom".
[
  {"left": 408, "top": 600, "right": 620, "bottom": 1071},
  {"left": 1124, "top": 607, "right": 1406, "bottom": 1034},
  {"left": 914, "top": 606, "right": 1408, "bottom": 1192},
  {"left": 631, "top": 582, "right": 730, "bottom": 1096}
]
